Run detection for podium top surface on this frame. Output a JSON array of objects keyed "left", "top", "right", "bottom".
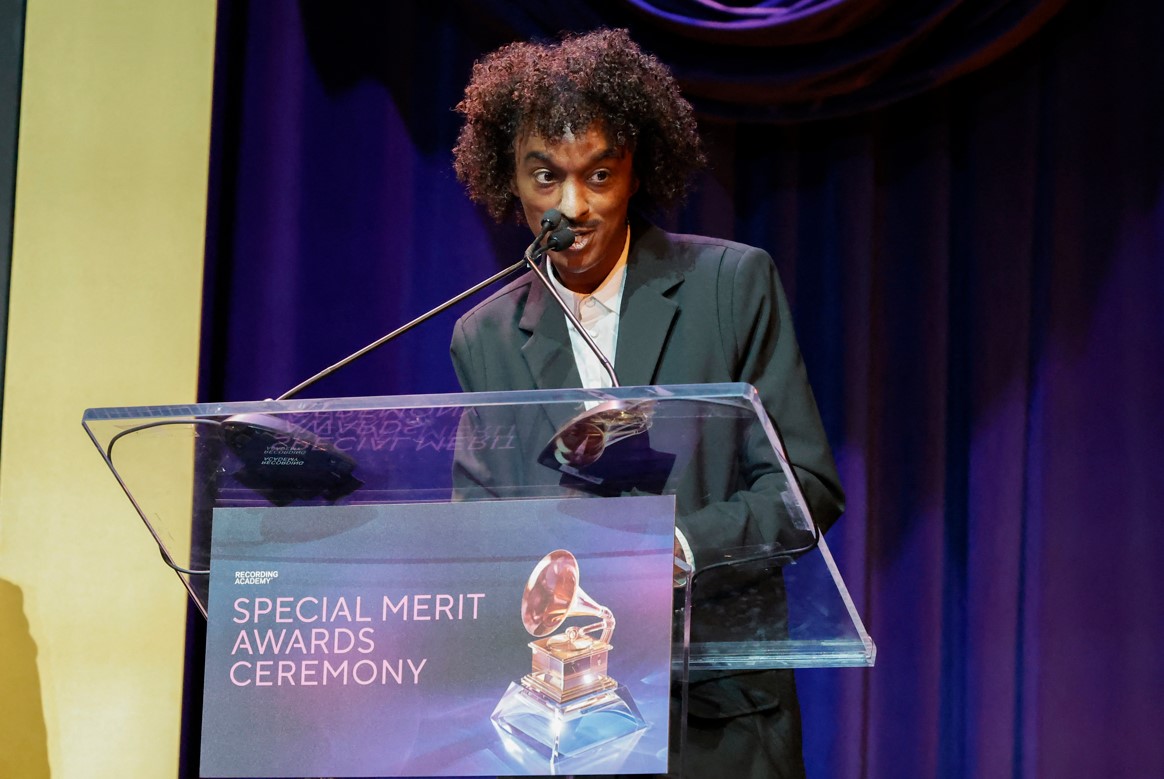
[
  {"left": 84, "top": 383, "right": 874, "bottom": 669},
  {"left": 83, "top": 382, "right": 762, "bottom": 425}
]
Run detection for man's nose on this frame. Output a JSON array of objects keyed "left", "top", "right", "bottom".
[{"left": 557, "top": 179, "right": 588, "bottom": 221}]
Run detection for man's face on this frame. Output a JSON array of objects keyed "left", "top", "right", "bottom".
[{"left": 511, "top": 125, "right": 638, "bottom": 294}]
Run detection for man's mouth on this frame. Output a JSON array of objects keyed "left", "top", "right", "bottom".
[{"left": 563, "top": 229, "right": 592, "bottom": 251}]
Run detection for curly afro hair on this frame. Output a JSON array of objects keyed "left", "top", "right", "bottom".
[{"left": 453, "top": 28, "right": 706, "bottom": 222}]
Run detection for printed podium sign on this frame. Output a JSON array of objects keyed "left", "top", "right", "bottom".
[{"left": 199, "top": 495, "right": 675, "bottom": 777}]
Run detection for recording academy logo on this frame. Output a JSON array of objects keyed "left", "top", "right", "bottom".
[{"left": 234, "top": 570, "right": 279, "bottom": 585}]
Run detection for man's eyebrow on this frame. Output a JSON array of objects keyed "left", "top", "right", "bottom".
[
  {"left": 521, "top": 147, "right": 625, "bottom": 166},
  {"left": 590, "top": 147, "right": 623, "bottom": 163},
  {"left": 523, "top": 150, "right": 555, "bottom": 165}
]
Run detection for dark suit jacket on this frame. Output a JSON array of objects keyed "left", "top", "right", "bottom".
[
  {"left": 450, "top": 223, "right": 844, "bottom": 538},
  {"left": 449, "top": 223, "right": 843, "bottom": 778}
]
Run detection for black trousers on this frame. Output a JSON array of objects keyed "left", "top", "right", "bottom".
[{"left": 596, "top": 668, "right": 806, "bottom": 779}]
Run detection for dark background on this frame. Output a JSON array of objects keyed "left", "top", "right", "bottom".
[{"left": 193, "top": 1, "right": 1164, "bottom": 777}]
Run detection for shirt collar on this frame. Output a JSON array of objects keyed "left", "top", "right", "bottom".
[{"left": 547, "top": 226, "right": 631, "bottom": 317}]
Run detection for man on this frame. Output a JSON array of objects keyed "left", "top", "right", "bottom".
[{"left": 450, "top": 29, "right": 844, "bottom": 778}]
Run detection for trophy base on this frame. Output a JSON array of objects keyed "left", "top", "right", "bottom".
[{"left": 491, "top": 679, "right": 649, "bottom": 762}]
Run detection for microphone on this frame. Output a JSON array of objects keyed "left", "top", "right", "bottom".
[
  {"left": 279, "top": 208, "right": 573, "bottom": 399},
  {"left": 524, "top": 209, "right": 565, "bottom": 262},
  {"left": 220, "top": 217, "right": 565, "bottom": 506},
  {"left": 280, "top": 264, "right": 529, "bottom": 401},
  {"left": 546, "top": 225, "right": 575, "bottom": 252},
  {"left": 540, "top": 208, "right": 564, "bottom": 230},
  {"left": 220, "top": 209, "right": 586, "bottom": 502}
]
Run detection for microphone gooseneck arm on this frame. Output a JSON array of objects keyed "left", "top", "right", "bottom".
[
  {"left": 277, "top": 258, "right": 528, "bottom": 400},
  {"left": 276, "top": 209, "right": 618, "bottom": 399}
]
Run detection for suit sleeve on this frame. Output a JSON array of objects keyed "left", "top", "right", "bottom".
[
  {"left": 675, "top": 248, "right": 844, "bottom": 560},
  {"left": 732, "top": 248, "right": 845, "bottom": 533},
  {"left": 449, "top": 317, "right": 479, "bottom": 393}
]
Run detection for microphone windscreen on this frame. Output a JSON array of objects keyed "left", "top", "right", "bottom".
[
  {"left": 547, "top": 225, "right": 575, "bottom": 251},
  {"left": 540, "top": 209, "right": 564, "bottom": 229}
]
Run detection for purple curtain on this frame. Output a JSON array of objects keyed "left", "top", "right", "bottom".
[{"left": 192, "top": 0, "right": 1164, "bottom": 776}]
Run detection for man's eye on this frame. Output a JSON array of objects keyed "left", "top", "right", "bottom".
[
  {"left": 590, "top": 170, "right": 611, "bottom": 184},
  {"left": 533, "top": 170, "right": 555, "bottom": 185}
]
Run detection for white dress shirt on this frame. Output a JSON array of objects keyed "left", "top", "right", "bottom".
[{"left": 546, "top": 229, "right": 629, "bottom": 388}]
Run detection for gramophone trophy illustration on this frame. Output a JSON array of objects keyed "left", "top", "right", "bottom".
[{"left": 491, "top": 549, "right": 650, "bottom": 762}]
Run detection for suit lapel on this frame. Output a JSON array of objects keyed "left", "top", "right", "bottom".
[
  {"left": 615, "top": 226, "right": 682, "bottom": 387},
  {"left": 520, "top": 278, "right": 580, "bottom": 390},
  {"left": 519, "top": 277, "right": 580, "bottom": 433}
]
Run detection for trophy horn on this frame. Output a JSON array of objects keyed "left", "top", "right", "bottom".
[{"left": 521, "top": 549, "right": 614, "bottom": 646}]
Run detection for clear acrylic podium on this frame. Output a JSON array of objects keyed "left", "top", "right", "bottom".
[{"left": 83, "top": 383, "right": 874, "bottom": 775}]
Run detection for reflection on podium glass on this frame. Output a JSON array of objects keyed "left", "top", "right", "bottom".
[
  {"left": 491, "top": 549, "right": 651, "bottom": 767},
  {"left": 544, "top": 400, "right": 653, "bottom": 468},
  {"left": 536, "top": 400, "right": 676, "bottom": 496}
]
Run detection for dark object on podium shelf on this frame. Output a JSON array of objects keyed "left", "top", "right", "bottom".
[{"left": 221, "top": 413, "right": 362, "bottom": 505}]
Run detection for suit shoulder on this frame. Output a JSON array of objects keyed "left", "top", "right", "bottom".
[
  {"left": 646, "top": 227, "right": 769, "bottom": 262},
  {"left": 639, "top": 228, "right": 774, "bottom": 281},
  {"left": 455, "top": 271, "right": 535, "bottom": 329}
]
